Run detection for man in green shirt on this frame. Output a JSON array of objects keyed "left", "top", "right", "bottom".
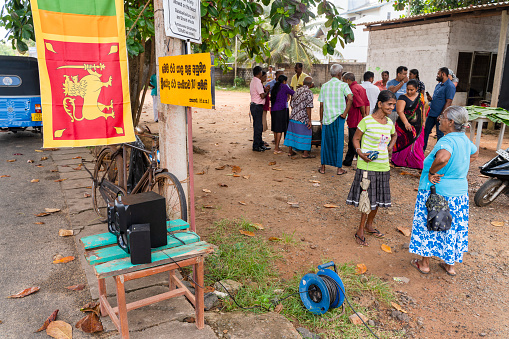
[{"left": 318, "top": 64, "right": 353, "bottom": 175}]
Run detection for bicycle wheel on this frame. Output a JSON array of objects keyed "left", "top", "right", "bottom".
[
  {"left": 150, "top": 171, "right": 188, "bottom": 222},
  {"left": 92, "top": 147, "right": 125, "bottom": 222}
]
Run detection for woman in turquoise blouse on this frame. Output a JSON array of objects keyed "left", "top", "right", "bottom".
[{"left": 409, "top": 106, "right": 478, "bottom": 276}]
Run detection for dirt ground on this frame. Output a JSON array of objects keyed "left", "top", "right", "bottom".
[{"left": 140, "top": 90, "right": 509, "bottom": 338}]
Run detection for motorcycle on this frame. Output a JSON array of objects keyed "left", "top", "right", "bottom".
[{"left": 474, "top": 148, "right": 509, "bottom": 206}]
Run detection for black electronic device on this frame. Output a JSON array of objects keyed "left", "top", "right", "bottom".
[{"left": 126, "top": 223, "right": 152, "bottom": 264}]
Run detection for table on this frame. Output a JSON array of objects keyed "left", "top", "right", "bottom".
[
  {"left": 469, "top": 117, "right": 507, "bottom": 150},
  {"left": 80, "top": 219, "right": 214, "bottom": 338}
]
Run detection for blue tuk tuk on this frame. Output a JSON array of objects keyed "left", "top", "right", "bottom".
[{"left": 0, "top": 56, "right": 42, "bottom": 133}]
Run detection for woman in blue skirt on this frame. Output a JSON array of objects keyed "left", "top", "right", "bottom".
[{"left": 409, "top": 106, "right": 478, "bottom": 276}]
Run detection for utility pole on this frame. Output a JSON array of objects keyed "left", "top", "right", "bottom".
[{"left": 154, "top": 0, "right": 189, "bottom": 203}]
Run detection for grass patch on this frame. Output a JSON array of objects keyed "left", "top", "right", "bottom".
[
  {"left": 215, "top": 85, "right": 251, "bottom": 93},
  {"left": 205, "top": 219, "right": 403, "bottom": 338}
]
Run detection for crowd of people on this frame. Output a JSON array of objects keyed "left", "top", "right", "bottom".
[{"left": 249, "top": 62, "right": 477, "bottom": 276}]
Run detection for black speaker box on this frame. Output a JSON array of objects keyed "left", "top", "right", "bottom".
[
  {"left": 114, "top": 191, "right": 167, "bottom": 248},
  {"left": 127, "top": 223, "right": 152, "bottom": 265}
]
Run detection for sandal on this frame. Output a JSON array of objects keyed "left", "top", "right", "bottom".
[
  {"left": 439, "top": 263, "right": 456, "bottom": 276},
  {"left": 273, "top": 150, "right": 284, "bottom": 154},
  {"left": 354, "top": 234, "right": 368, "bottom": 246},
  {"left": 318, "top": 167, "right": 325, "bottom": 174},
  {"left": 366, "top": 228, "right": 385, "bottom": 238},
  {"left": 288, "top": 151, "right": 297, "bottom": 157},
  {"left": 337, "top": 169, "right": 347, "bottom": 175},
  {"left": 302, "top": 154, "right": 316, "bottom": 159},
  {"left": 410, "top": 259, "right": 430, "bottom": 274}
]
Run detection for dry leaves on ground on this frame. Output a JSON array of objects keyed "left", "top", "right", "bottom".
[
  {"left": 323, "top": 204, "right": 340, "bottom": 208},
  {"left": 36, "top": 165, "right": 43, "bottom": 168},
  {"left": 40, "top": 157, "right": 48, "bottom": 161},
  {"left": 233, "top": 174, "right": 240, "bottom": 177},
  {"left": 242, "top": 175, "right": 250, "bottom": 179},
  {"left": 269, "top": 237, "right": 281, "bottom": 242},
  {"left": 215, "top": 165, "right": 226, "bottom": 170},
  {"left": 203, "top": 205, "right": 214, "bottom": 209},
  {"left": 58, "top": 229, "right": 73, "bottom": 237},
  {"left": 196, "top": 171, "right": 205, "bottom": 175},
  {"left": 36, "top": 309, "right": 59, "bottom": 332},
  {"left": 31, "top": 179, "right": 40, "bottom": 183},
  {"left": 231, "top": 165, "right": 241, "bottom": 173},
  {"left": 202, "top": 189, "right": 211, "bottom": 193},
  {"left": 355, "top": 263, "right": 367, "bottom": 275},
  {"left": 252, "top": 223, "right": 264, "bottom": 230},
  {"left": 218, "top": 183, "right": 228, "bottom": 187},
  {"left": 397, "top": 226, "right": 411, "bottom": 237},
  {"left": 381, "top": 244, "right": 392, "bottom": 253},
  {"left": 0, "top": 175, "right": 10, "bottom": 178},
  {"left": 46, "top": 320, "right": 72, "bottom": 339},
  {"left": 75, "top": 313, "right": 103, "bottom": 333},
  {"left": 268, "top": 161, "right": 276, "bottom": 166},
  {"left": 35, "top": 212, "right": 51, "bottom": 217},
  {"left": 239, "top": 230, "right": 255, "bottom": 237},
  {"left": 34, "top": 222, "right": 45, "bottom": 225},
  {"left": 391, "top": 302, "right": 407, "bottom": 313},
  {"left": 54, "top": 179, "right": 67, "bottom": 182},
  {"left": 83, "top": 193, "right": 91, "bottom": 198},
  {"left": 7, "top": 286, "right": 40, "bottom": 298},
  {"left": 53, "top": 256, "right": 75, "bottom": 264},
  {"left": 274, "top": 304, "right": 283, "bottom": 313},
  {"left": 27, "top": 159, "right": 34, "bottom": 163},
  {"left": 72, "top": 156, "right": 82, "bottom": 159},
  {"left": 238, "top": 201, "right": 247, "bottom": 205},
  {"left": 7, "top": 159, "right": 16, "bottom": 162},
  {"left": 66, "top": 284, "right": 85, "bottom": 291},
  {"left": 491, "top": 221, "right": 504, "bottom": 227},
  {"left": 45, "top": 208, "right": 61, "bottom": 213}
]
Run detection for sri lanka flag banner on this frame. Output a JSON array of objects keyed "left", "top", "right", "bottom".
[{"left": 30, "top": 0, "right": 135, "bottom": 147}]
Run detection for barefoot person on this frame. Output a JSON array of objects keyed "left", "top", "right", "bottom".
[
  {"left": 318, "top": 64, "right": 353, "bottom": 175},
  {"left": 347, "top": 90, "right": 397, "bottom": 246},
  {"left": 409, "top": 106, "right": 478, "bottom": 276},
  {"left": 285, "top": 76, "right": 315, "bottom": 158}
]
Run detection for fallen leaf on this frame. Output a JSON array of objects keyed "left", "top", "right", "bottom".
[
  {"left": 75, "top": 312, "right": 103, "bottom": 333},
  {"left": 85, "top": 186, "right": 92, "bottom": 189},
  {"left": 58, "top": 229, "right": 73, "bottom": 237},
  {"left": 309, "top": 180, "right": 320, "bottom": 183},
  {"left": 183, "top": 316, "right": 195, "bottom": 323},
  {"left": 35, "top": 149, "right": 43, "bottom": 152},
  {"left": 397, "top": 226, "right": 411, "bottom": 237},
  {"left": 268, "top": 161, "right": 276, "bottom": 166},
  {"left": 252, "top": 223, "right": 264, "bottom": 230},
  {"left": 196, "top": 171, "right": 205, "bottom": 175},
  {"left": 46, "top": 320, "right": 72, "bottom": 339},
  {"left": 272, "top": 168, "right": 282, "bottom": 171},
  {"left": 203, "top": 205, "right": 214, "bottom": 209},
  {"left": 274, "top": 304, "right": 283, "bottom": 313},
  {"left": 80, "top": 301, "right": 100, "bottom": 316},
  {"left": 61, "top": 165, "right": 69, "bottom": 167},
  {"left": 285, "top": 176, "right": 294, "bottom": 179},
  {"left": 355, "top": 263, "right": 367, "bottom": 275},
  {"left": 7, "top": 159, "right": 16, "bottom": 162},
  {"left": 215, "top": 165, "right": 226, "bottom": 170},
  {"left": 34, "top": 222, "right": 45, "bottom": 225},
  {"left": 31, "top": 179, "right": 40, "bottom": 183},
  {"left": 35, "top": 212, "right": 51, "bottom": 217},
  {"left": 83, "top": 193, "right": 91, "bottom": 198},
  {"left": 238, "top": 201, "right": 247, "bottom": 205},
  {"left": 204, "top": 286, "right": 215, "bottom": 293},
  {"left": 233, "top": 174, "right": 240, "bottom": 177},
  {"left": 269, "top": 237, "right": 281, "bottom": 242},
  {"left": 54, "top": 179, "right": 67, "bottom": 182},
  {"left": 7, "top": 286, "right": 40, "bottom": 298},
  {"left": 202, "top": 189, "right": 211, "bottom": 193},
  {"left": 218, "top": 183, "right": 228, "bottom": 187},
  {"left": 381, "top": 244, "right": 392, "bottom": 253},
  {"left": 273, "top": 179, "right": 283, "bottom": 182},
  {"left": 40, "top": 157, "right": 48, "bottom": 161},
  {"left": 72, "top": 156, "right": 82, "bottom": 159},
  {"left": 36, "top": 309, "right": 59, "bottom": 332},
  {"left": 66, "top": 284, "right": 85, "bottom": 291},
  {"left": 53, "top": 256, "right": 75, "bottom": 264},
  {"left": 231, "top": 165, "right": 241, "bottom": 173},
  {"left": 36, "top": 165, "right": 43, "bottom": 168},
  {"left": 51, "top": 169, "right": 58, "bottom": 172},
  {"left": 13, "top": 153, "right": 23, "bottom": 155},
  {"left": 242, "top": 175, "right": 250, "bottom": 179},
  {"left": 0, "top": 175, "right": 11, "bottom": 178},
  {"left": 323, "top": 204, "right": 340, "bottom": 208},
  {"left": 47, "top": 148, "right": 59, "bottom": 151},
  {"left": 72, "top": 167, "right": 82, "bottom": 171},
  {"left": 239, "top": 229, "right": 255, "bottom": 237},
  {"left": 491, "top": 221, "right": 504, "bottom": 227},
  {"left": 45, "top": 208, "right": 61, "bottom": 213},
  {"left": 287, "top": 202, "right": 298, "bottom": 205},
  {"left": 391, "top": 302, "right": 407, "bottom": 313},
  {"left": 27, "top": 159, "right": 34, "bottom": 163}
]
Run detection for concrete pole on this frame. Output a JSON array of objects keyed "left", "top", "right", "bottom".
[
  {"left": 234, "top": 36, "right": 238, "bottom": 85},
  {"left": 490, "top": 10, "right": 509, "bottom": 135},
  {"left": 154, "top": 0, "right": 189, "bottom": 204}
]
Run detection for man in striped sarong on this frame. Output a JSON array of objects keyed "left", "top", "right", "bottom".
[
  {"left": 285, "top": 76, "right": 315, "bottom": 158},
  {"left": 318, "top": 64, "right": 353, "bottom": 175}
]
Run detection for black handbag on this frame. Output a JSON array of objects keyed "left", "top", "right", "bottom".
[{"left": 425, "top": 185, "right": 452, "bottom": 232}]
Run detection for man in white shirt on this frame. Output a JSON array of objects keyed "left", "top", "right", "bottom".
[{"left": 360, "top": 71, "right": 380, "bottom": 115}]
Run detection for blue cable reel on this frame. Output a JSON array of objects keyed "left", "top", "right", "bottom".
[{"left": 299, "top": 261, "right": 346, "bottom": 315}]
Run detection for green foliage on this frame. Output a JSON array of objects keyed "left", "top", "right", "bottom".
[
  {"left": 124, "top": 0, "right": 155, "bottom": 56},
  {"left": 386, "top": 0, "right": 499, "bottom": 15},
  {"left": 0, "top": 0, "right": 33, "bottom": 54},
  {"left": 0, "top": 42, "right": 16, "bottom": 55},
  {"left": 233, "top": 76, "right": 245, "bottom": 87}
]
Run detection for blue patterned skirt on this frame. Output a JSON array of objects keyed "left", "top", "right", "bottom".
[
  {"left": 321, "top": 116, "right": 345, "bottom": 168},
  {"left": 409, "top": 190, "right": 469, "bottom": 265},
  {"left": 284, "top": 120, "right": 312, "bottom": 151}
]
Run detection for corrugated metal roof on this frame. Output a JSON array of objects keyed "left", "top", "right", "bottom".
[{"left": 363, "top": 1, "right": 509, "bottom": 28}]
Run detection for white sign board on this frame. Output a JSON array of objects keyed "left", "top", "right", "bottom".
[{"left": 163, "top": 0, "right": 202, "bottom": 43}]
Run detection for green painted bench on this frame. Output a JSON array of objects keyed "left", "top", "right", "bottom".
[{"left": 80, "top": 219, "right": 214, "bottom": 338}]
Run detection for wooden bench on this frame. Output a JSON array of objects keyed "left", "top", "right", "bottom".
[{"left": 80, "top": 219, "right": 214, "bottom": 339}]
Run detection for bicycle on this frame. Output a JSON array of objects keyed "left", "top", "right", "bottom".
[{"left": 89, "top": 126, "right": 187, "bottom": 223}]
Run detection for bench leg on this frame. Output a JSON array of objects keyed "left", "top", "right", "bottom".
[
  {"left": 115, "top": 275, "right": 130, "bottom": 339},
  {"left": 169, "top": 270, "right": 176, "bottom": 291},
  {"left": 194, "top": 257, "right": 205, "bottom": 329},
  {"left": 98, "top": 278, "right": 107, "bottom": 317}
]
